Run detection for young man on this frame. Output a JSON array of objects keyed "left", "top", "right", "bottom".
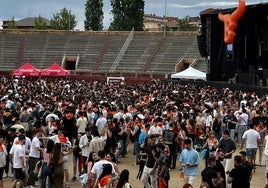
[
  {"left": 240, "top": 151, "right": 253, "bottom": 187},
  {"left": 201, "top": 157, "right": 223, "bottom": 188},
  {"left": 28, "top": 129, "right": 43, "bottom": 188},
  {"left": 90, "top": 150, "right": 115, "bottom": 181},
  {"left": 129, "top": 117, "right": 142, "bottom": 166},
  {"left": 162, "top": 122, "right": 178, "bottom": 169},
  {"left": 223, "top": 109, "right": 237, "bottom": 141},
  {"left": 79, "top": 127, "right": 93, "bottom": 173},
  {"left": 13, "top": 128, "right": 32, "bottom": 186},
  {"left": 237, "top": 108, "right": 249, "bottom": 145},
  {"left": 76, "top": 111, "right": 88, "bottom": 135},
  {"left": 141, "top": 135, "right": 159, "bottom": 188},
  {"left": 241, "top": 122, "right": 261, "bottom": 165},
  {"left": 10, "top": 135, "right": 26, "bottom": 188},
  {"left": 179, "top": 138, "right": 200, "bottom": 187},
  {"left": 5, "top": 127, "right": 16, "bottom": 178},
  {"left": 227, "top": 155, "right": 251, "bottom": 188},
  {"left": 214, "top": 149, "right": 226, "bottom": 188},
  {"left": 218, "top": 130, "right": 236, "bottom": 174},
  {"left": 156, "top": 142, "right": 170, "bottom": 188}
]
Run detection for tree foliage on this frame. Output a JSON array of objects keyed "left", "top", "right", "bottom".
[
  {"left": 50, "top": 7, "right": 77, "bottom": 30},
  {"left": 109, "top": 0, "right": 144, "bottom": 31},
  {"left": 7, "top": 17, "right": 17, "bottom": 29},
  {"left": 34, "top": 15, "right": 48, "bottom": 30},
  {"left": 179, "top": 16, "right": 197, "bottom": 31},
  {"left": 84, "top": 0, "right": 103, "bottom": 31}
]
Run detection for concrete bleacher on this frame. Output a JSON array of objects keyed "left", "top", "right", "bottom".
[
  {"left": 116, "top": 34, "right": 164, "bottom": 73},
  {"left": 0, "top": 33, "right": 22, "bottom": 70},
  {"left": 0, "top": 30, "right": 204, "bottom": 75},
  {"left": 96, "top": 35, "right": 128, "bottom": 72},
  {"left": 149, "top": 34, "right": 204, "bottom": 74}
]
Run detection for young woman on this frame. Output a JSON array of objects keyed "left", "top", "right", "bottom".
[
  {"left": 106, "top": 153, "right": 120, "bottom": 175},
  {"left": 199, "top": 126, "right": 212, "bottom": 146},
  {"left": 40, "top": 139, "right": 54, "bottom": 188},
  {"left": 94, "top": 163, "right": 112, "bottom": 188},
  {"left": 48, "top": 143, "right": 72, "bottom": 188},
  {"left": 202, "top": 131, "right": 219, "bottom": 167},
  {"left": 212, "top": 113, "right": 223, "bottom": 140},
  {"left": 48, "top": 143, "right": 64, "bottom": 188},
  {"left": 106, "top": 153, "right": 120, "bottom": 186},
  {"left": 137, "top": 136, "right": 150, "bottom": 180},
  {"left": 115, "top": 169, "right": 131, "bottom": 188},
  {"left": 87, "top": 152, "right": 99, "bottom": 188},
  {"left": 72, "top": 133, "right": 82, "bottom": 182},
  {"left": 186, "top": 118, "right": 196, "bottom": 144}
]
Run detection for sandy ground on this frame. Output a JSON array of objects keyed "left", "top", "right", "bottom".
[{"left": 3, "top": 144, "right": 267, "bottom": 187}]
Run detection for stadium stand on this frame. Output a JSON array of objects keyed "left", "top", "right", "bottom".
[{"left": 0, "top": 30, "right": 206, "bottom": 77}]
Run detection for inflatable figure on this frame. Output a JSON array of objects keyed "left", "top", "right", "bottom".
[{"left": 218, "top": 0, "right": 246, "bottom": 44}]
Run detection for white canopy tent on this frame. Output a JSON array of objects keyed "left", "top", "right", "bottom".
[{"left": 171, "top": 66, "right": 206, "bottom": 80}]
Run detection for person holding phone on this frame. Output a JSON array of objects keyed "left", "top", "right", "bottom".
[{"left": 179, "top": 138, "right": 200, "bottom": 187}]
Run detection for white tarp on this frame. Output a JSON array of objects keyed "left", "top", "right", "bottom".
[{"left": 171, "top": 66, "right": 206, "bottom": 80}]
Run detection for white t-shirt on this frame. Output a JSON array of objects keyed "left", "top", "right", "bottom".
[
  {"left": 96, "top": 117, "right": 107, "bottom": 134},
  {"left": 242, "top": 129, "right": 260, "bottom": 149},
  {"left": 88, "top": 137, "right": 103, "bottom": 153},
  {"left": 77, "top": 117, "right": 88, "bottom": 133},
  {"left": 49, "top": 134, "right": 72, "bottom": 161},
  {"left": 49, "top": 135, "right": 71, "bottom": 146},
  {"left": 205, "top": 115, "right": 213, "bottom": 127},
  {"left": 0, "top": 145, "right": 7, "bottom": 167},
  {"left": 79, "top": 134, "right": 92, "bottom": 157},
  {"left": 264, "top": 135, "right": 268, "bottom": 156},
  {"left": 91, "top": 159, "right": 115, "bottom": 178},
  {"left": 10, "top": 144, "right": 25, "bottom": 168},
  {"left": 13, "top": 136, "right": 32, "bottom": 159},
  {"left": 148, "top": 125, "right": 163, "bottom": 136},
  {"left": 29, "top": 136, "right": 41, "bottom": 158}
]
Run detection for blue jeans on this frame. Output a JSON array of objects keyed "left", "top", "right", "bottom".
[
  {"left": 73, "top": 154, "right": 78, "bottom": 176},
  {"left": 134, "top": 141, "right": 140, "bottom": 161},
  {"left": 238, "top": 125, "right": 248, "bottom": 144},
  {"left": 229, "top": 129, "right": 236, "bottom": 141},
  {"left": 215, "top": 131, "right": 222, "bottom": 141},
  {"left": 265, "top": 155, "right": 268, "bottom": 185},
  {"left": 40, "top": 163, "right": 53, "bottom": 188},
  {"left": 115, "top": 139, "right": 124, "bottom": 161}
]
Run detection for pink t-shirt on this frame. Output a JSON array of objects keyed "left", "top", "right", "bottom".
[{"left": 43, "top": 148, "right": 51, "bottom": 163}]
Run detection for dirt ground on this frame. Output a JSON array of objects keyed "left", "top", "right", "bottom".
[{"left": 3, "top": 144, "right": 267, "bottom": 187}]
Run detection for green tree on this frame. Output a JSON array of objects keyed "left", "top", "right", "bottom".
[
  {"left": 50, "top": 7, "right": 77, "bottom": 30},
  {"left": 7, "top": 17, "right": 17, "bottom": 29},
  {"left": 84, "top": 0, "right": 103, "bottom": 31},
  {"left": 109, "top": 0, "right": 144, "bottom": 31},
  {"left": 179, "top": 16, "right": 197, "bottom": 31},
  {"left": 34, "top": 15, "right": 48, "bottom": 30}
]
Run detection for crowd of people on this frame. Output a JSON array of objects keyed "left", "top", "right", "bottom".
[{"left": 0, "top": 77, "right": 267, "bottom": 188}]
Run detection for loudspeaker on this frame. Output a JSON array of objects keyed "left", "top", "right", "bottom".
[
  {"left": 249, "top": 65, "right": 255, "bottom": 73},
  {"left": 226, "top": 44, "right": 234, "bottom": 61},
  {"left": 197, "top": 35, "right": 208, "bottom": 57},
  {"left": 236, "top": 73, "right": 255, "bottom": 85},
  {"left": 263, "top": 69, "right": 268, "bottom": 77}
]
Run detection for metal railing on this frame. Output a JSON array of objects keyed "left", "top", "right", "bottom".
[{"left": 109, "top": 28, "right": 134, "bottom": 73}]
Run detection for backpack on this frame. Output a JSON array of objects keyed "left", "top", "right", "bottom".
[{"left": 163, "top": 130, "right": 175, "bottom": 145}]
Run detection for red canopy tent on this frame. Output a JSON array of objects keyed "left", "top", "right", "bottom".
[
  {"left": 41, "top": 63, "right": 70, "bottom": 77},
  {"left": 12, "top": 62, "right": 41, "bottom": 77}
]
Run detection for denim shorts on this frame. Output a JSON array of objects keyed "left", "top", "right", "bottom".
[{"left": 246, "top": 148, "right": 257, "bottom": 158}]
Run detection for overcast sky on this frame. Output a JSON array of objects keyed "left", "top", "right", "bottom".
[{"left": 0, "top": 0, "right": 266, "bottom": 30}]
